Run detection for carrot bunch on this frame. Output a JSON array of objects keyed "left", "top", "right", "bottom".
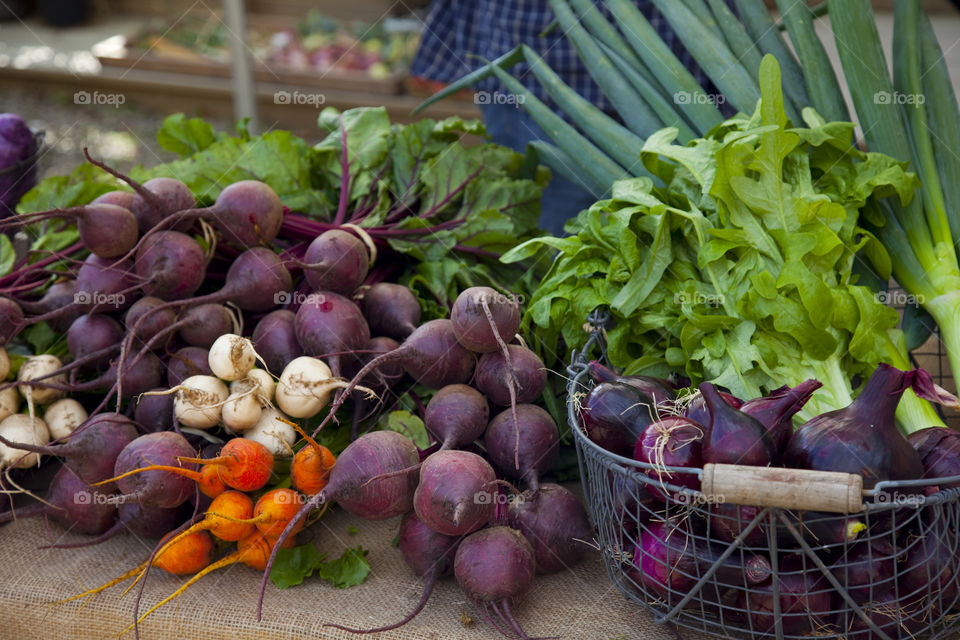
[{"left": 63, "top": 427, "right": 336, "bottom": 633}]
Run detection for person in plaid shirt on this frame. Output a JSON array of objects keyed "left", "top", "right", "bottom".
[{"left": 411, "top": 0, "right": 714, "bottom": 234}]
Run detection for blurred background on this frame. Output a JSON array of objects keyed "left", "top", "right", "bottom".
[{"left": 0, "top": 0, "right": 958, "bottom": 176}]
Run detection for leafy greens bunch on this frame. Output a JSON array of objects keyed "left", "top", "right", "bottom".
[{"left": 504, "top": 57, "right": 940, "bottom": 427}]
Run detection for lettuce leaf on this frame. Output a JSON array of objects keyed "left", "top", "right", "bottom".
[{"left": 509, "top": 56, "right": 918, "bottom": 420}]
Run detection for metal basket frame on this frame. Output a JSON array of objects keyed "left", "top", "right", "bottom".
[{"left": 567, "top": 310, "right": 960, "bottom": 640}]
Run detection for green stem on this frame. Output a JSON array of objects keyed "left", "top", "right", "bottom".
[{"left": 923, "top": 292, "right": 960, "bottom": 402}]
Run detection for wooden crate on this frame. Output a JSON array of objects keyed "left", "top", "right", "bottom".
[{"left": 96, "top": 12, "right": 407, "bottom": 94}]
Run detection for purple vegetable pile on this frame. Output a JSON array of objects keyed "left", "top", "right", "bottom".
[{"left": 578, "top": 362, "right": 960, "bottom": 638}]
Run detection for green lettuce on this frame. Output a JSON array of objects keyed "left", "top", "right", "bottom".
[{"left": 505, "top": 56, "right": 937, "bottom": 425}]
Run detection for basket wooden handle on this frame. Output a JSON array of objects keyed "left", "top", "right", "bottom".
[{"left": 700, "top": 463, "right": 863, "bottom": 514}]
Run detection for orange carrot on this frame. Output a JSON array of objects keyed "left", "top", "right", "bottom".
[
  {"left": 124, "top": 531, "right": 295, "bottom": 632},
  {"left": 58, "top": 530, "right": 215, "bottom": 603},
  {"left": 287, "top": 420, "right": 336, "bottom": 496},
  {"left": 91, "top": 457, "right": 227, "bottom": 498},
  {"left": 177, "top": 437, "right": 274, "bottom": 492},
  {"left": 148, "top": 491, "right": 256, "bottom": 565},
  {"left": 221, "top": 488, "right": 306, "bottom": 539}
]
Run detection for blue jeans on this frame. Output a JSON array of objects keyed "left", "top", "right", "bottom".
[{"left": 479, "top": 103, "right": 597, "bottom": 236}]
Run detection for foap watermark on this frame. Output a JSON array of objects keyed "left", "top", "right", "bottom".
[
  {"left": 872, "top": 491, "right": 923, "bottom": 508},
  {"left": 474, "top": 91, "right": 525, "bottom": 108},
  {"left": 473, "top": 491, "right": 519, "bottom": 506},
  {"left": 271, "top": 490, "right": 308, "bottom": 505},
  {"left": 674, "top": 91, "right": 726, "bottom": 106},
  {"left": 75, "top": 491, "right": 124, "bottom": 506},
  {"left": 75, "top": 291, "right": 126, "bottom": 308},
  {"left": 874, "top": 91, "right": 925, "bottom": 105},
  {"left": 673, "top": 491, "right": 726, "bottom": 506},
  {"left": 674, "top": 291, "right": 725, "bottom": 306},
  {"left": 474, "top": 290, "right": 526, "bottom": 307},
  {"left": 875, "top": 290, "right": 925, "bottom": 307},
  {"left": 273, "top": 90, "right": 326, "bottom": 108},
  {"left": 74, "top": 90, "right": 125, "bottom": 109},
  {"left": 274, "top": 291, "right": 329, "bottom": 306}
]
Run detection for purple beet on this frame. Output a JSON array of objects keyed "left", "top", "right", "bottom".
[
  {"left": 177, "top": 304, "right": 235, "bottom": 349},
  {"left": 454, "top": 526, "right": 540, "bottom": 639},
  {"left": 0, "top": 413, "right": 138, "bottom": 487},
  {"left": 484, "top": 404, "right": 559, "bottom": 492},
  {"left": 111, "top": 432, "right": 199, "bottom": 508},
  {"left": 507, "top": 483, "right": 592, "bottom": 574},
  {"left": 299, "top": 229, "right": 369, "bottom": 296},
  {"left": 359, "top": 282, "right": 421, "bottom": 340},
  {"left": 474, "top": 345, "right": 547, "bottom": 407},
  {"left": 166, "top": 346, "right": 213, "bottom": 387},
  {"left": 324, "top": 511, "right": 459, "bottom": 634},
  {"left": 0, "top": 465, "right": 117, "bottom": 536},
  {"left": 424, "top": 384, "right": 489, "bottom": 450},
  {"left": 414, "top": 450, "right": 496, "bottom": 536},
  {"left": 0, "top": 113, "right": 38, "bottom": 218},
  {"left": 251, "top": 309, "right": 301, "bottom": 375},
  {"left": 256, "top": 431, "right": 420, "bottom": 620},
  {"left": 450, "top": 286, "right": 521, "bottom": 354},
  {"left": 40, "top": 501, "right": 189, "bottom": 549},
  {"left": 134, "top": 388, "right": 175, "bottom": 433}
]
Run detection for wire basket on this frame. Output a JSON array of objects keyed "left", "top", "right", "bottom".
[{"left": 567, "top": 310, "right": 960, "bottom": 640}]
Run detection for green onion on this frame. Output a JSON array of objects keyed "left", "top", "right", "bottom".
[
  {"left": 648, "top": 0, "right": 762, "bottom": 115},
  {"left": 564, "top": 0, "right": 660, "bottom": 92},
  {"left": 526, "top": 140, "right": 605, "bottom": 195},
  {"left": 484, "top": 59, "right": 629, "bottom": 195},
  {"left": 595, "top": 41, "right": 697, "bottom": 143},
  {"left": 893, "top": 0, "right": 951, "bottom": 249},
  {"left": 606, "top": 0, "right": 723, "bottom": 135},
  {"left": 411, "top": 47, "right": 523, "bottom": 115},
  {"left": 520, "top": 45, "right": 651, "bottom": 172},
  {"left": 547, "top": 0, "right": 663, "bottom": 138},
  {"left": 733, "top": 0, "right": 809, "bottom": 115},
  {"left": 706, "top": 0, "right": 763, "bottom": 85},
  {"left": 918, "top": 10, "right": 960, "bottom": 241},
  {"left": 774, "top": 0, "right": 848, "bottom": 122}
]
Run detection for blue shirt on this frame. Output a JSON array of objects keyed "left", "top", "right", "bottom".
[{"left": 410, "top": 0, "right": 713, "bottom": 115}]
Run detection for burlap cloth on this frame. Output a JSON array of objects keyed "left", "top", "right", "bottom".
[{"left": 0, "top": 508, "right": 717, "bottom": 640}]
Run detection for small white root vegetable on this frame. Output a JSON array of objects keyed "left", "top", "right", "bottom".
[
  {"left": 244, "top": 369, "right": 275, "bottom": 404},
  {"left": 157, "top": 375, "right": 229, "bottom": 429},
  {"left": 0, "top": 347, "right": 9, "bottom": 381},
  {"left": 18, "top": 354, "right": 66, "bottom": 407},
  {"left": 243, "top": 407, "right": 296, "bottom": 456},
  {"left": 44, "top": 398, "right": 88, "bottom": 440},
  {"left": 208, "top": 334, "right": 258, "bottom": 381},
  {"left": 275, "top": 356, "right": 375, "bottom": 419},
  {"left": 0, "top": 388, "right": 20, "bottom": 423},
  {"left": 0, "top": 414, "right": 50, "bottom": 468},
  {"left": 221, "top": 390, "right": 262, "bottom": 432}
]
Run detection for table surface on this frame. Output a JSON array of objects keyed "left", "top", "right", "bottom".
[{"left": 0, "top": 508, "right": 718, "bottom": 640}]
